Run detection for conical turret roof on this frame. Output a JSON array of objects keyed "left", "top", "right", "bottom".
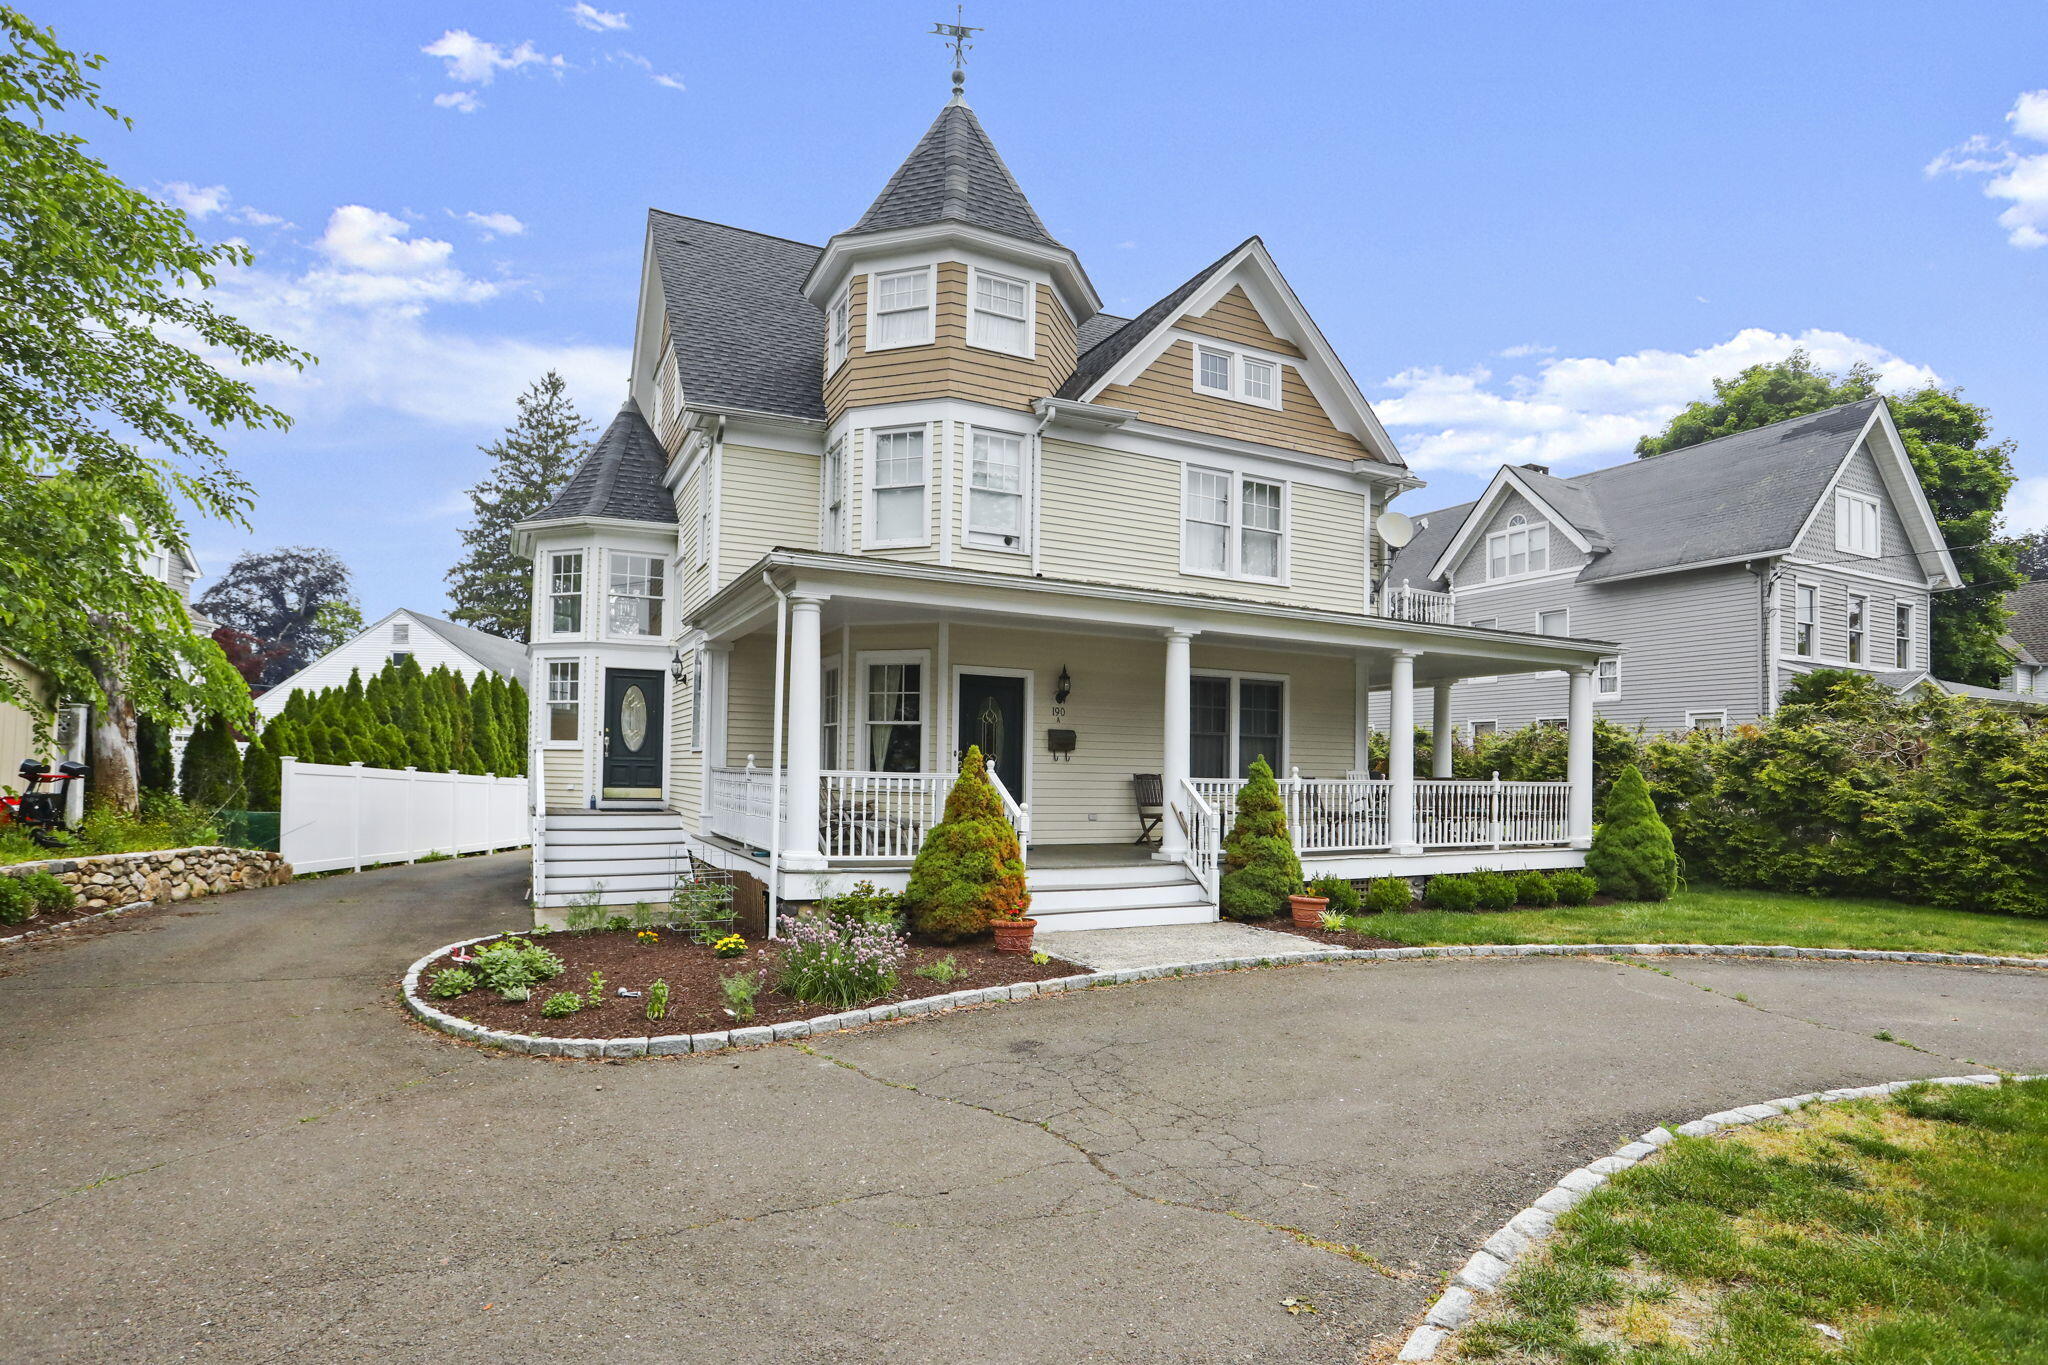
[
  {"left": 844, "top": 100, "right": 1059, "bottom": 248},
  {"left": 534, "top": 397, "right": 675, "bottom": 525}
]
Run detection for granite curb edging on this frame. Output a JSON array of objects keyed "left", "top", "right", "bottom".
[
  {"left": 399, "top": 937, "right": 2048, "bottom": 1060},
  {"left": 1395, "top": 1070, "right": 2047, "bottom": 1361},
  {"left": 0, "top": 898, "right": 160, "bottom": 947}
]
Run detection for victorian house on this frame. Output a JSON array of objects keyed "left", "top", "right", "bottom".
[{"left": 514, "top": 94, "right": 1611, "bottom": 929}]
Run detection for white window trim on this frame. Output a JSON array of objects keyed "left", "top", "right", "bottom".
[
  {"left": 1894, "top": 602, "right": 1914, "bottom": 670},
  {"left": 1834, "top": 490, "right": 1882, "bottom": 558},
  {"left": 1793, "top": 582, "right": 1818, "bottom": 658},
  {"left": 1486, "top": 517, "right": 1554, "bottom": 583},
  {"left": 854, "top": 649, "right": 932, "bottom": 773},
  {"left": 1180, "top": 464, "right": 1290, "bottom": 586},
  {"left": 1468, "top": 719, "right": 1498, "bottom": 741},
  {"left": 865, "top": 425, "right": 931, "bottom": 549},
  {"left": 1846, "top": 592, "right": 1868, "bottom": 665},
  {"left": 820, "top": 437, "right": 849, "bottom": 555},
  {"left": 1189, "top": 341, "right": 1284, "bottom": 410},
  {"left": 820, "top": 653, "right": 843, "bottom": 768},
  {"left": 966, "top": 265, "right": 1035, "bottom": 359},
  {"left": 541, "top": 657, "right": 584, "bottom": 749},
  {"left": 1535, "top": 607, "right": 1571, "bottom": 637},
  {"left": 865, "top": 265, "right": 935, "bottom": 352},
  {"left": 604, "top": 550, "right": 666, "bottom": 641},
  {"left": 1190, "top": 669, "right": 1291, "bottom": 777},
  {"left": 545, "top": 550, "right": 585, "bottom": 640},
  {"left": 1595, "top": 657, "right": 1621, "bottom": 700},
  {"left": 828, "top": 282, "right": 851, "bottom": 372},
  {"left": 1685, "top": 709, "right": 1729, "bottom": 735},
  {"left": 963, "top": 424, "right": 1031, "bottom": 554}
]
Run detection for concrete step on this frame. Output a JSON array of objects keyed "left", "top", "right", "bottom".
[
  {"left": 1034, "top": 901, "right": 1217, "bottom": 933},
  {"left": 1028, "top": 881, "right": 1210, "bottom": 915},
  {"left": 1026, "top": 860, "right": 1191, "bottom": 891}
]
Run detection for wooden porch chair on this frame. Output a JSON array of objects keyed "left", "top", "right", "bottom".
[{"left": 1131, "top": 773, "right": 1164, "bottom": 845}]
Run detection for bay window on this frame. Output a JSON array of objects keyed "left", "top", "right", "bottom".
[
  {"left": 828, "top": 283, "right": 851, "bottom": 370},
  {"left": 546, "top": 661, "right": 580, "bottom": 743},
  {"left": 969, "top": 268, "right": 1030, "bottom": 355},
  {"left": 822, "top": 438, "right": 848, "bottom": 552},
  {"left": 1182, "top": 466, "right": 1286, "bottom": 582},
  {"left": 868, "top": 428, "right": 927, "bottom": 546},
  {"left": 870, "top": 267, "right": 932, "bottom": 348},
  {"left": 606, "top": 553, "right": 664, "bottom": 637},
  {"left": 548, "top": 552, "right": 583, "bottom": 635},
  {"left": 966, "top": 428, "right": 1027, "bottom": 551}
]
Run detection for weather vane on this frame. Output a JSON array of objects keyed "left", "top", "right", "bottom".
[{"left": 930, "top": 7, "right": 981, "bottom": 100}]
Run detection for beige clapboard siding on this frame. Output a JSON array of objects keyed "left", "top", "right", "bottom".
[
  {"left": 666, "top": 670, "right": 700, "bottom": 823},
  {"left": 0, "top": 655, "right": 55, "bottom": 767},
  {"left": 825, "top": 266, "right": 1074, "bottom": 422},
  {"left": 1035, "top": 437, "right": 1370, "bottom": 614},
  {"left": 674, "top": 464, "right": 716, "bottom": 614},
  {"left": 1097, "top": 340, "right": 1370, "bottom": 463},
  {"left": 543, "top": 749, "right": 585, "bottom": 809},
  {"left": 718, "top": 444, "right": 820, "bottom": 585},
  {"left": 654, "top": 325, "right": 687, "bottom": 453},
  {"left": 1177, "top": 285, "right": 1305, "bottom": 357}
]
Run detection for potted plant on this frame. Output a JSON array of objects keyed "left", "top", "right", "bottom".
[
  {"left": 1287, "top": 886, "right": 1329, "bottom": 929},
  {"left": 991, "top": 911, "right": 1036, "bottom": 955}
]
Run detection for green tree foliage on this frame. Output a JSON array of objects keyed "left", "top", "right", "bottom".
[
  {"left": 1635, "top": 351, "right": 2020, "bottom": 684},
  {"left": 178, "top": 715, "right": 242, "bottom": 810},
  {"left": 258, "top": 659, "right": 528, "bottom": 776},
  {"left": 0, "top": 12, "right": 307, "bottom": 808},
  {"left": 135, "top": 715, "right": 175, "bottom": 794},
  {"left": 2008, "top": 528, "right": 2047, "bottom": 581},
  {"left": 445, "top": 371, "right": 592, "bottom": 642},
  {"left": 194, "top": 547, "right": 358, "bottom": 687},
  {"left": 1219, "top": 756, "right": 1302, "bottom": 921},
  {"left": 240, "top": 731, "right": 279, "bottom": 809},
  {"left": 1586, "top": 765, "right": 1679, "bottom": 901},
  {"left": 903, "top": 747, "right": 1029, "bottom": 942}
]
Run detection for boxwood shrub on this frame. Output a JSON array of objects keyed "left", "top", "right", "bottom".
[
  {"left": 1308, "top": 876, "right": 1362, "bottom": 914},
  {"left": 1466, "top": 870, "right": 1518, "bottom": 911},
  {"left": 1550, "top": 871, "right": 1597, "bottom": 906},
  {"left": 1515, "top": 871, "right": 1558, "bottom": 907},
  {"left": 1422, "top": 874, "right": 1480, "bottom": 911},
  {"left": 1363, "top": 877, "right": 1413, "bottom": 914}
]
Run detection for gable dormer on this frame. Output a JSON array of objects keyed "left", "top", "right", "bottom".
[{"left": 804, "top": 99, "right": 1100, "bottom": 422}]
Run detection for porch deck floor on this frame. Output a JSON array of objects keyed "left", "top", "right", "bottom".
[{"left": 1027, "top": 842, "right": 1164, "bottom": 870}]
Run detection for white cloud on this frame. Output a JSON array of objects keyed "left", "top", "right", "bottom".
[
  {"left": 308, "top": 205, "right": 498, "bottom": 306},
  {"left": 420, "top": 30, "right": 563, "bottom": 86},
  {"left": 568, "top": 3, "right": 629, "bottom": 31},
  {"left": 613, "top": 49, "right": 683, "bottom": 91},
  {"left": 1375, "top": 327, "right": 1941, "bottom": 475},
  {"left": 1497, "top": 342, "right": 1555, "bottom": 359},
  {"left": 160, "top": 181, "right": 229, "bottom": 217},
  {"left": 1927, "top": 89, "right": 2048, "bottom": 249},
  {"left": 433, "top": 90, "right": 481, "bottom": 114},
  {"left": 2008, "top": 476, "right": 2048, "bottom": 535},
  {"left": 456, "top": 210, "right": 526, "bottom": 239}
]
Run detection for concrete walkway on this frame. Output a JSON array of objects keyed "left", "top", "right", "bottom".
[
  {"left": 1044, "top": 920, "right": 1323, "bottom": 971},
  {"left": 2, "top": 855, "right": 2044, "bottom": 1364}
]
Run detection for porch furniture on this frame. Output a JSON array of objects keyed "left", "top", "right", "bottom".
[{"left": 1132, "top": 773, "right": 1164, "bottom": 845}]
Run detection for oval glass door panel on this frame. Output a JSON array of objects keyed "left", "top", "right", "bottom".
[{"left": 620, "top": 685, "right": 648, "bottom": 751}]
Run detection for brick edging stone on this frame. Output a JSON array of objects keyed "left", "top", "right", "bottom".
[
  {"left": 399, "top": 937, "right": 2046, "bottom": 1060},
  {"left": 1395, "top": 1070, "right": 2046, "bottom": 1361}
]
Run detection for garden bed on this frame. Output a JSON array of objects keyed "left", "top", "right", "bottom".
[
  {"left": 417, "top": 928, "right": 1082, "bottom": 1038},
  {"left": 1275, "top": 922, "right": 1406, "bottom": 951}
]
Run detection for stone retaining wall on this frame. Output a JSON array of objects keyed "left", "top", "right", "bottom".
[{"left": 2, "top": 846, "right": 293, "bottom": 911}]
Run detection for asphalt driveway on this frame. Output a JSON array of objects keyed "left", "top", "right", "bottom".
[{"left": 2, "top": 854, "right": 2042, "bottom": 1363}]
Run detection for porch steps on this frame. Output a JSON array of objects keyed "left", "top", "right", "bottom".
[
  {"left": 536, "top": 810, "right": 692, "bottom": 909},
  {"left": 1027, "top": 860, "right": 1215, "bottom": 933}
]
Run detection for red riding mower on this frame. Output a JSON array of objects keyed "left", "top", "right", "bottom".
[{"left": 2, "top": 760, "right": 88, "bottom": 847}]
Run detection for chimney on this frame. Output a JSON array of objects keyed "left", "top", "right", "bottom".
[{"left": 1520, "top": 462, "right": 1550, "bottom": 476}]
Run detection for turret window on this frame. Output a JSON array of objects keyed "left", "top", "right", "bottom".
[
  {"left": 828, "top": 284, "right": 851, "bottom": 370},
  {"left": 969, "top": 267, "right": 1031, "bottom": 356},
  {"left": 870, "top": 267, "right": 932, "bottom": 349},
  {"left": 548, "top": 552, "right": 583, "bottom": 635},
  {"left": 966, "top": 428, "right": 1027, "bottom": 551},
  {"left": 869, "top": 428, "right": 928, "bottom": 546},
  {"left": 606, "top": 553, "right": 665, "bottom": 637}
]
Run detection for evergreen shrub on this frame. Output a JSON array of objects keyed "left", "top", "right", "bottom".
[
  {"left": 1550, "top": 871, "right": 1598, "bottom": 906},
  {"left": 1586, "top": 765, "right": 1679, "bottom": 901},
  {"left": 903, "top": 747, "right": 1028, "bottom": 942},
  {"left": 1364, "top": 878, "right": 1413, "bottom": 914},
  {"left": 1515, "top": 871, "right": 1559, "bottom": 907},
  {"left": 1219, "top": 757, "right": 1302, "bottom": 921},
  {"left": 1466, "top": 870, "right": 1518, "bottom": 911},
  {"left": 1422, "top": 874, "right": 1480, "bottom": 911},
  {"left": 1308, "top": 876, "right": 1361, "bottom": 914}
]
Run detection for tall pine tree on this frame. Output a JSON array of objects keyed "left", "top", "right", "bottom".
[{"left": 445, "top": 371, "right": 592, "bottom": 642}]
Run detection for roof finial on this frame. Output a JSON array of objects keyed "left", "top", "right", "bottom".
[{"left": 930, "top": 7, "right": 980, "bottom": 103}]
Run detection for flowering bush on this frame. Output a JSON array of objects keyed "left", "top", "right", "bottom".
[
  {"left": 775, "top": 910, "right": 907, "bottom": 1008},
  {"left": 636, "top": 929, "right": 660, "bottom": 946},
  {"left": 712, "top": 933, "right": 747, "bottom": 959}
]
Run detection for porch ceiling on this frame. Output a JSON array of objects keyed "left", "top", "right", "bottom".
[{"left": 694, "top": 550, "right": 1617, "bottom": 682}]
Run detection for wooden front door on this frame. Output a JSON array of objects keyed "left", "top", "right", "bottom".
[
  {"left": 956, "top": 672, "right": 1027, "bottom": 804},
  {"left": 602, "top": 669, "right": 664, "bottom": 799}
]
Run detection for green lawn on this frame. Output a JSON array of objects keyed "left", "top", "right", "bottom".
[
  {"left": 1333, "top": 887, "right": 2048, "bottom": 959},
  {"left": 1454, "top": 1077, "right": 2048, "bottom": 1363}
]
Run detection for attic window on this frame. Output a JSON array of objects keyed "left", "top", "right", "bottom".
[
  {"left": 1486, "top": 515, "right": 1550, "bottom": 581},
  {"left": 1835, "top": 491, "right": 1880, "bottom": 558},
  {"left": 391, "top": 622, "right": 409, "bottom": 646},
  {"left": 870, "top": 267, "right": 932, "bottom": 349},
  {"left": 1191, "top": 343, "right": 1282, "bottom": 410}
]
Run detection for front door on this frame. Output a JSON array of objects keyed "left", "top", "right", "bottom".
[
  {"left": 602, "top": 669, "right": 664, "bottom": 799},
  {"left": 956, "top": 673, "right": 1027, "bottom": 803}
]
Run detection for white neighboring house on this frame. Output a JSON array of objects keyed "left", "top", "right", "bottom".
[{"left": 253, "top": 609, "right": 527, "bottom": 720}]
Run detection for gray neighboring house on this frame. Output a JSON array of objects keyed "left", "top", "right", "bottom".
[
  {"left": 1384, "top": 399, "right": 1967, "bottom": 736},
  {"left": 1997, "top": 578, "right": 2048, "bottom": 697}
]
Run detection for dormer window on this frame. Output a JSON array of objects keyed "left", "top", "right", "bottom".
[
  {"left": 870, "top": 267, "right": 932, "bottom": 349},
  {"left": 1191, "top": 343, "right": 1282, "bottom": 410},
  {"left": 828, "top": 283, "right": 851, "bottom": 371},
  {"left": 1486, "top": 514, "right": 1550, "bottom": 581},
  {"left": 969, "top": 268, "right": 1031, "bottom": 356}
]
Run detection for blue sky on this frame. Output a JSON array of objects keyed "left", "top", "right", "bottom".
[{"left": 47, "top": 0, "right": 2048, "bottom": 619}]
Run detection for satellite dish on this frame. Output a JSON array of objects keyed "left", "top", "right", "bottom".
[{"left": 1376, "top": 510, "right": 1416, "bottom": 549}]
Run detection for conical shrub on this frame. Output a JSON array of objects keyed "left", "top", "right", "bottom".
[
  {"left": 180, "top": 715, "right": 243, "bottom": 810},
  {"left": 1219, "top": 756, "right": 1302, "bottom": 921},
  {"left": 903, "top": 746, "right": 1029, "bottom": 942},
  {"left": 1585, "top": 763, "right": 1678, "bottom": 901},
  {"left": 241, "top": 733, "right": 281, "bottom": 810}
]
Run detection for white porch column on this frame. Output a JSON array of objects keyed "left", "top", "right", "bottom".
[
  {"left": 782, "top": 596, "right": 825, "bottom": 867},
  {"left": 703, "top": 641, "right": 732, "bottom": 764},
  {"left": 1567, "top": 665, "right": 1595, "bottom": 848},
  {"left": 1352, "top": 656, "right": 1372, "bottom": 775},
  {"left": 1431, "top": 682, "right": 1455, "bottom": 778},
  {"left": 1159, "top": 628, "right": 1195, "bottom": 859},
  {"left": 1388, "top": 650, "right": 1419, "bottom": 854}
]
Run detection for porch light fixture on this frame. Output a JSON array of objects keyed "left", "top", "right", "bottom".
[
  {"left": 669, "top": 649, "right": 689, "bottom": 685},
  {"left": 1055, "top": 666, "right": 1071, "bottom": 704}
]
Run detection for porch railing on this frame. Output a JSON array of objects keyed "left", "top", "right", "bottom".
[
  {"left": 1176, "top": 778, "right": 1222, "bottom": 899},
  {"left": 707, "top": 760, "right": 779, "bottom": 851},
  {"left": 1195, "top": 772, "right": 1394, "bottom": 854},
  {"left": 1414, "top": 776, "right": 1571, "bottom": 849},
  {"left": 989, "top": 761, "right": 1031, "bottom": 857},
  {"left": 820, "top": 770, "right": 948, "bottom": 861},
  {"left": 1377, "top": 579, "right": 1456, "bottom": 624}
]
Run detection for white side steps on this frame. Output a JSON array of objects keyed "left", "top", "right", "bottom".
[
  {"left": 537, "top": 810, "right": 692, "bottom": 908},
  {"left": 1027, "top": 860, "right": 1215, "bottom": 933}
]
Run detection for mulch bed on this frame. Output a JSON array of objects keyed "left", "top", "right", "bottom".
[
  {"left": 1271, "top": 922, "right": 1405, "bottom": 951},
  {"left": 0, "top": 900, "right": 131, "bottom": 940},
  {"left": 418, "top": 929, "right": 1084, "bottom": 1038}
]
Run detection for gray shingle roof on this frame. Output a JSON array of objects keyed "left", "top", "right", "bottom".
[
  {"left": 535, "top": 398, "right": 677, "bottom": 525},
  {"left": 408, "top": 613, "right": 528, "bottom": 681},
  {"left": 846, "top": 101, "right": 1059, "bottom": 247},
  {"left": 2003, "top": 579, "right": 2048, "bottom": 663},
  {"left": 1390, "top": 399, "right": 1887, "bottom": 587},
  {"left": 1055, "top": 240, "right": 1250, "bottom": 401},
  {"left": 648, "top": 212, "right": 826, "bottom": 421}
]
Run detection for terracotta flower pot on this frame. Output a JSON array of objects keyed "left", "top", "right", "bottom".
[
  {"left": 1288, "top": 894, "right": 1330, "bottom": 929},
  {"left": 991, "top": 915, "right": 1038, "bottom": 955}
]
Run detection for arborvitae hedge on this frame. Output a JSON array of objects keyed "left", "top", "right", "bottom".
[
  {"left": 903, "top": 746, "right": 1030, "bottom": 942},
  {"left": 1219, "top": 756, "right": 1303, "bottom": 921},
  {"left": 1586, "top": 764, "right": 1678, "bottom": 901},
  {"left": 179, "top": 715, "right": 243, "bottom": 809}
]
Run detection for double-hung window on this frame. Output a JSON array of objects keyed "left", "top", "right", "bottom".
[
  {"left": 1486, "top": 515, "right": 1551, "bottom": 580},
  {"left": 870, "top": 268, "right": 931, "bottom": 348},
  {"left": 1846, "top": 594, "right": 1867, "bottom": 664},
  {"left": 863, "top": 657, "right": 924, "bottom": 772},
  {"left": 828, "top": 284, "right": 851, "bottom": 370},
  {"left": 822, "top": 439, "right": 848, "bottom": 552},
  {"left": 1537, "top": 608, "right": 1569, "bottom": 637},
  {"left": 869, "top": 428, "right": 927, "bottom": 546},
  {"left": 1894, "top": 603, "right": 1913, "bottom": 670},
  {"left": 821, "top": 660, "right": 842, "bottom": 766},
  {"left": 606, "top": 553, "right": 664, "bottom": 637},
  {"left": 1192, "top": 344, "right": 1281, "bottom": 409},
  {"left": 1189, "top": 674, "right": 1285, "bottom": 778},
  {"left": 967, "top": 429, "right": 1027, "bottom": 551},
  {"left": 1794, "top": 584, "right": 1817, "bottom": 657},
  {"left": 546, "top": 661, "right": 580, "bottom": 743},
  {"left": 549, "top": 552, "right": 583, "bottom": 635},
  {"left": 1596, "top": 658, "right": 1620, "bottom": 697},
  {"left": 1182, "top": 467, "right": 1286, "bottom": 582},
  {"left": 1835, "top": 492, "right": 1880, "bottom": 557},
  {"left": 969, "top": 268, "right": 1030, "bottom": 355}
]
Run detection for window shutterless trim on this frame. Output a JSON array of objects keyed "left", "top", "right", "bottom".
[
  {"left": 865, "top": 265, "right": 935, "bottom": 352},
  {"left": 966, "top": 265, "right": 1034, "bottom": 359},
  {"left": 1180, "top": 464, "right": 1289, "bottom": 586},
  {"left": 854, "top": 649, "right": 932, "bottom": 773},
  {"left": 1188, "top": 340, "right": 1283, "bottom": 410},
  {"left": 864, "top": 425, "right": 931, "bottom": 549},
  {"left": 963, "top": 425, "right": 1030, "bottom": 553}
]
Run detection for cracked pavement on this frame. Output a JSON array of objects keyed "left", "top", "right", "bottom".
[{"left": 2, "top": 855, "right": 2043, "bottom": 1363}]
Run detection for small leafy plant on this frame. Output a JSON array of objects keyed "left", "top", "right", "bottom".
[
  {"left": 562, "top": 885, "right": 609, "bottom": 931},
  {"left": 1029, "top": 950, "right": 1051, "bottom": 966},
  {"left": 712, "top": 933, "right": 747, "bottom": 959},
  {"left": 0, "top": 876, "right": 32, "bottom": 925},
  {"left": 1364, "top": 877, "right": 1414, "bottom": 914},
  {"left": 586, "top": 969, "right": 607, "bottom": 1008},
  {"left": 914, "top": 954, "right": 963, "bottom": 984},
  {"left": 719, "top": 970, "right": 761, "bottom": 1020},
  {"left": 540, "top": 991, "right": 584, "bottom": 1018},
  {"left": 19, "top": 870, "right": 74, "bottom": 915},
  {"left": 471, "top": 937, "right": 564, "bottom": 993},
  {"left": 499, "top": 985, "right": 530, "bottom": 1003},
  {"left": 668, "top": 878, "right": 736, "bottom": 940},
  {"left": 646, "top": 978, "right": 670, "bottom": 1022},
  {"left": 1318, "top": 910, "right": 1345, "bottom": 932},
  {"left": 428, "top": 967, "right": 477, "bottom": 998},
  {"left": 1308, "top": 876, "right": 1361, "bottom": 914},
  {"left": 636, "top": 929, "right": 660, "bottom": 946},
  {"left": 818, "top": 879, "right": 905, "bottom": 930}
]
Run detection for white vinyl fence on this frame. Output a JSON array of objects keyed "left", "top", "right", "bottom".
[{"left": 281, "top": 757, "right": 529, "bottom": 874}]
